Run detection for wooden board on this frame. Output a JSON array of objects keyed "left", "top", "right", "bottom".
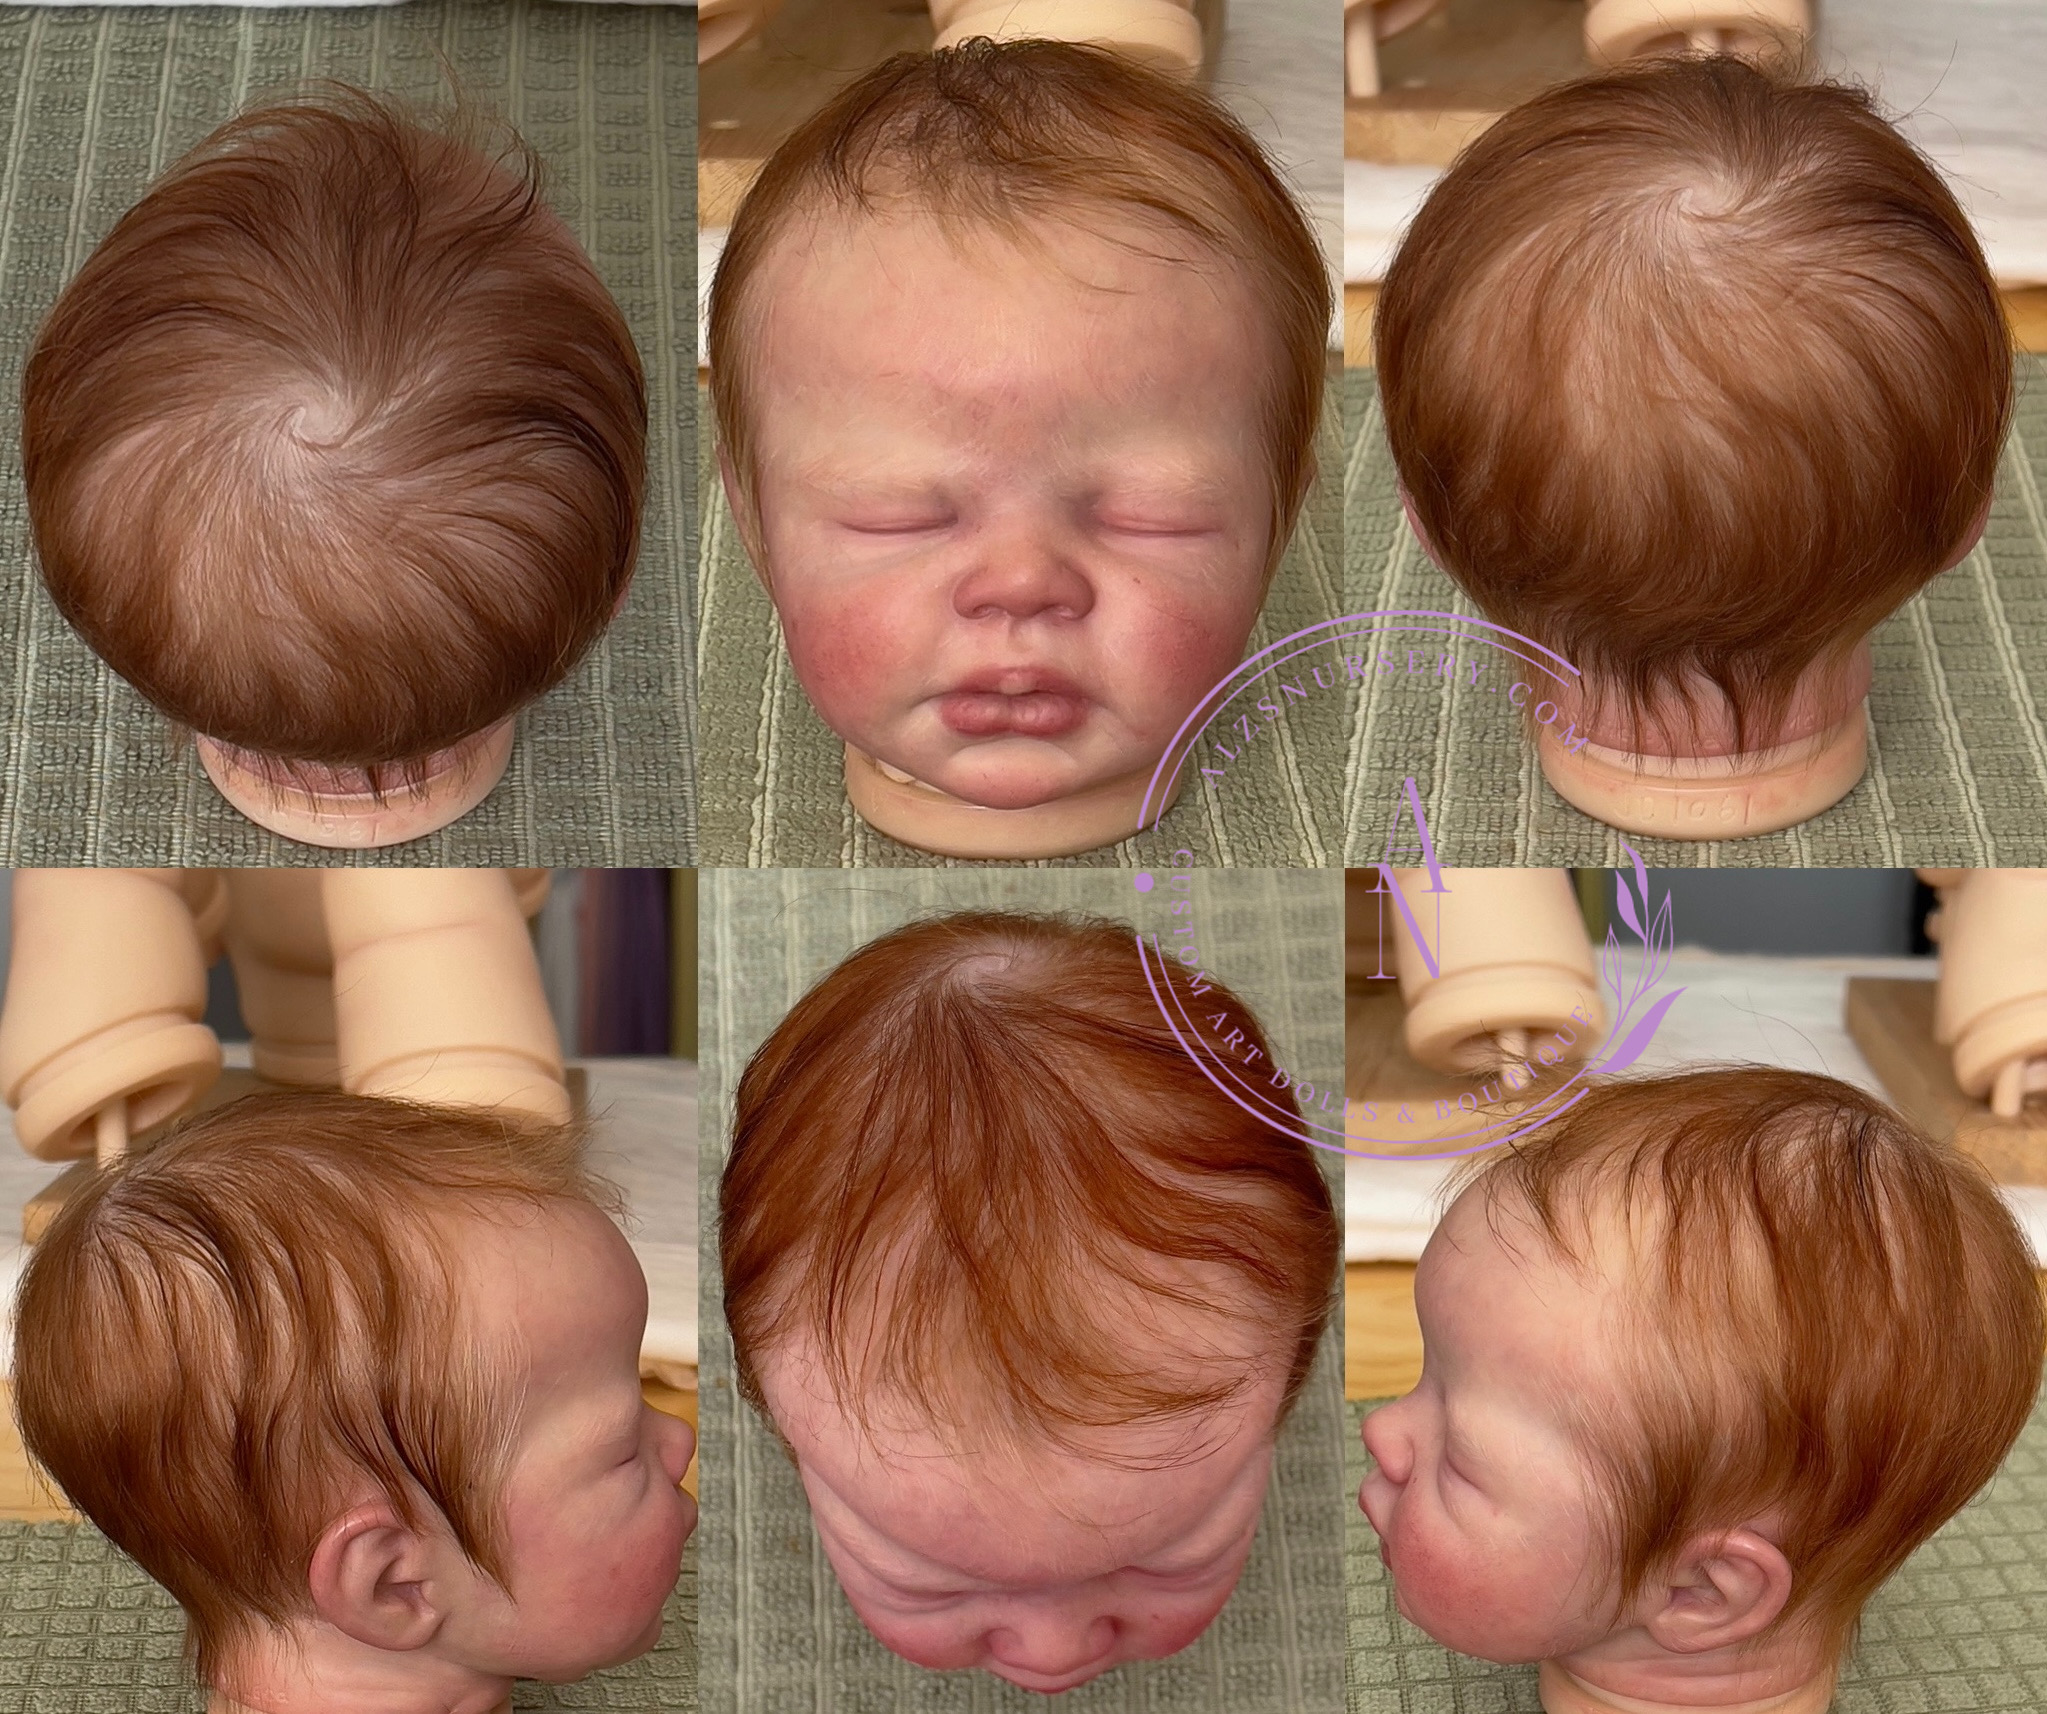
[
  {"left": 1844, "top": 977, "right": 2047, "bottom": 1185},
  {"left": 1346, "top": 0, "right": 1586, "bottom": 165},
  {"left": 702, "top": 0, "right": 1226, "bottom": 228},
  {"left": 1345, "top": 1261, "right": 1424, "bottom": 1400}
]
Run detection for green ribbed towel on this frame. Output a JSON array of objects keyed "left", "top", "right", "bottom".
[
  {"left": 698, "top": 868, "right": 1347, "bottom": 1712},
  {"left": 696, "top": 370, "right": 1348, "bottom": 867},
  {"left": 0, "top": 3, "right": 696, "bottom": 865},
  {"left": 1347, "top": 1393, "right": 2047, "bottom": 1712},
  {"left": 1343, "top": 360, "right": 2047, "bottom": 865},
  {"left": 0, "top": 1521, "right": 695, "bottom": 1711}
]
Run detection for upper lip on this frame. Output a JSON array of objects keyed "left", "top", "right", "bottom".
[{"left": 944, "top": 667, "right": 1086, "bottom": 700}]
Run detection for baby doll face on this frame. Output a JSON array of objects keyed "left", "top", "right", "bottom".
[
  {"left": 437, "top": 1200, "right": 697, "bottom": 1680},
  {"left": 1358, "top": 1187, "right": 1621, "bottom": 1662},
  {"left": 733, "top": 209, "right": 1277, "bottom": 811},
  {"left": 760, "top": 1341, "right": 1284, "bottom": 1694}
]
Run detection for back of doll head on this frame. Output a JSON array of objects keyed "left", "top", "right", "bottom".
[
  {"left": 707, "top": 38, "right": 1331, "bottom": 581},
  {"left": 1467, "top": 1068, "right": 2043, "bottom": 1658},
  {"left": 11, "top": 1089, "right": 606, "bottom": 1683},
  {"left": 21, "top": 87, "right": 646, "bottom": 789},
  {"left": 1377, "top": 56, "right": 2011, "bottom": 752},
  {"left": 722, "top": 910, "right": 1340, "bottom": 1458}
]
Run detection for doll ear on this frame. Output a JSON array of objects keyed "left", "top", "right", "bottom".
[
  {"left": 306, "top": 1502, "right": 448, "bottom": 1653},
  {"left": 1638, "top": 1526, "right": 1795, "bottom": 1654}
]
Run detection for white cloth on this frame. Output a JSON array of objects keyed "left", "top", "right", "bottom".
[
  {"left": 1344, "top": 0, "right": 2047, "bottom": 286},
  {"left": 1345, "top": 952, "right": 2047, "bottom": 1266}
]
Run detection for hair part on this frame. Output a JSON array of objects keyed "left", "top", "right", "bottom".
[
  {"left": 21, "top": 85, "right": 648, "bottom": 793},
  {"left": 1376, "top": 55, "right": 2012, "bottom": 754},
  {"left": 721, "top": 910, "right": 1340, "bottom": 1463},
  {"left": 11, "top": 1089, "right": 613, "bottom": 1687},
  {"left": 1460, "top": 1068, "right": 2043, "bottom": 1660},
  {"left": 707, "top": 38, "right": 1331, "bottom": 584}
]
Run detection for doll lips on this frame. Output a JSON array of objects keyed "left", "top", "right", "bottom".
[{"left": 936, "top": 673, "right": 1087, "bottom": 738}]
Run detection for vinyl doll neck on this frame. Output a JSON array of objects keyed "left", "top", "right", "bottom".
[
  {"left": 843, "top": 741, "right": 1187, "bottom": 859},
  {"left": 1533, "top": 642, "right": 1871, "bottom": 838},
  {"left": 1539, "top": 1660, "right": 1838, "bottom": 1714},
  {"left": 196, "top": 719, "right": 515, "bottom": 849}
]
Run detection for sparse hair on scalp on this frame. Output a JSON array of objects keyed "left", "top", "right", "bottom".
[
  {"left": 21, "top": 85, "right": 647, "bottom": 793},
  {"left": 707, "top": 38, "right": 1332, "bottom": 583},
  {"left": 1462, "top": 1067, "right": 2044, "bottom": 1662},
  {"left": 10, "top": 1089, "right": 611, "bottom": 1688},
  {"left": 721, "top": 910, "right": 1341, "bottom": 1461},
  {"left": 1376, "top": 55, "right": 2013, "bottom": 754}
]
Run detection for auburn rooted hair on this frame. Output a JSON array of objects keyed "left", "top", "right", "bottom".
[
  {"left": 1377, "top": 56, "right": 2012, "bottom": 753},
  {"left": 721, "top": 911, "right": 1340, "bottom": 1455},
  {"left": 707, "top": 38, "right": 1332, "bottom": 582},
  {"left": 1466, "top": 1068, "right": 2043, "bottom": 1660},
  {"left": 11, "top": 1089, "right": 606, "bottom": 1687},
  {"left": 21, "top": 87, "right": 647, "bottom": 792}
]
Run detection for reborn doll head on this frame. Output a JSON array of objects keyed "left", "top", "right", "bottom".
[
  {"left": 12, "top": 1090, "right": 695, "bottom": 1714},
  {"left": 707, "top": 41, "right": 1332, "bottom": 858},
  {"left": 721, "top": 911, "right": 1341, "bottom": 1692},
  {"left": 20, "top": 88, "right": 647, "bottom": 847},
  {"left": 1360, "top": 1069, "right": 2044, "bottom": 1713},
  {"left": 1376, "top": 56, "right": 2011, "bottom": 837}
]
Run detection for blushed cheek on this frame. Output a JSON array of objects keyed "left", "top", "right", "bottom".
[
  {"left": 1121, "top": 1586, "right": 1238, "bottom": 1662},
  {"left": 778, "top": 587, "right": 911, "bottom": 731},
  {"left": 1383, "top": 1519, "right": 1557, "bottom": 1664},
  {"left": 846, "top": 1604, "right": 987, "bottom": 1673}
]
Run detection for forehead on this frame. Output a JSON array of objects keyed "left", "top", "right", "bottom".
[
  {"left": 1417, "top": 1186, "right": 1621, "bottom": 1408},
  {"left": 739, "top": 204, "right": 1273, "bottom": 424},
  {"left": 453, "top": 1198, "right": 647, "bottom": 1381},
  {"left": 763, "top": 1345, "right": 1284, "bottom": 1588}
]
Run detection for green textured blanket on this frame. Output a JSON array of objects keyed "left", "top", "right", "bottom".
[
  {"left": 0, "top": 1522, "right": 696, "bottom": 1712},
  {"left": 1343, "top": 360, "right": 2047, "bottom": 866},
  {"left": 1346, "top": 1394, "right": 2047, "bottom": 1713},
  {"left": 0, "top": 3, "right": 696, "bottom": 865},
  {"left": 697, "top": 869, "right": 1347, "bottom": 1712},
  {"left": 696, "top": 371, "right": 1349, "bottom": 867}
]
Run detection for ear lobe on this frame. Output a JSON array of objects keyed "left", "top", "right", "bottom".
[
  {"left": 717, "top": 444, "right": 772, "bottom": 593},
  {"left": 307, "top": 1503, "right": 447, "bottom": 1653},
  {"left": 1640, "top": 1527, "right": 1794, "bottom": 1655}
]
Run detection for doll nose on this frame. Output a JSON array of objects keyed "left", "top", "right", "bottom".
[
  {"left": 655, "top": 1409, "right": 696, "bottom": 1488},
  {"left": 1360, "top": 1399, "right": 1413, "bottom": 1485},
  {"left": 984, "top": 1611, "right": 1118, "bottom": 1679},
  {"left": 952, "top": 545, "right": 1095, "bottom": 623}
]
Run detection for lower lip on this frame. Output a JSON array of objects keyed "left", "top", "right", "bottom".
[{"left": 937, "top": 690, "right": 1087, "bottom": 739}]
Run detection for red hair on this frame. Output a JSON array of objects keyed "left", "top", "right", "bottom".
[
  {"left": 720, "top": 911, "right": 1340, "bottom": 1456},
  {"left": 707, "top": 38, "right": 1331, "bottom": 583},
  {"left": 21, "top": 87, "right": 646, "bottom": 792},
  {"left": 1465, "top": 1068, "right": 2043, "bottom": 1659},
  {"left": 11, "top": 1090, "right": 607, "bottom": 1686},
  {"left": 1376, "top": 56, "right": 2011, "bottom": 753}
]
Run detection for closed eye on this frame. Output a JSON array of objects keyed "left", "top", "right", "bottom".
[{"left": 838, "top": 515, "right": 955, "bottom": 536}]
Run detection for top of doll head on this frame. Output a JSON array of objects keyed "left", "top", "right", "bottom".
[
  {"left": 20, "top": 86, "right": 647, "bottom": 795},
  {"left": 9, "top": 1089, "right": 620, "bottom": 1687},
  {"left": 1455, "top": 1067, "right": 2043, "bottom": 1661},
  {"left": 720, "top": 909, "right": 1341, "bottom": 1461},
  {"left": 706, "top": 37, "right": 1332, "bottom": 586},
  {"left": 1376, "top": 54, "right": 2012, "bottom": 756}
]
